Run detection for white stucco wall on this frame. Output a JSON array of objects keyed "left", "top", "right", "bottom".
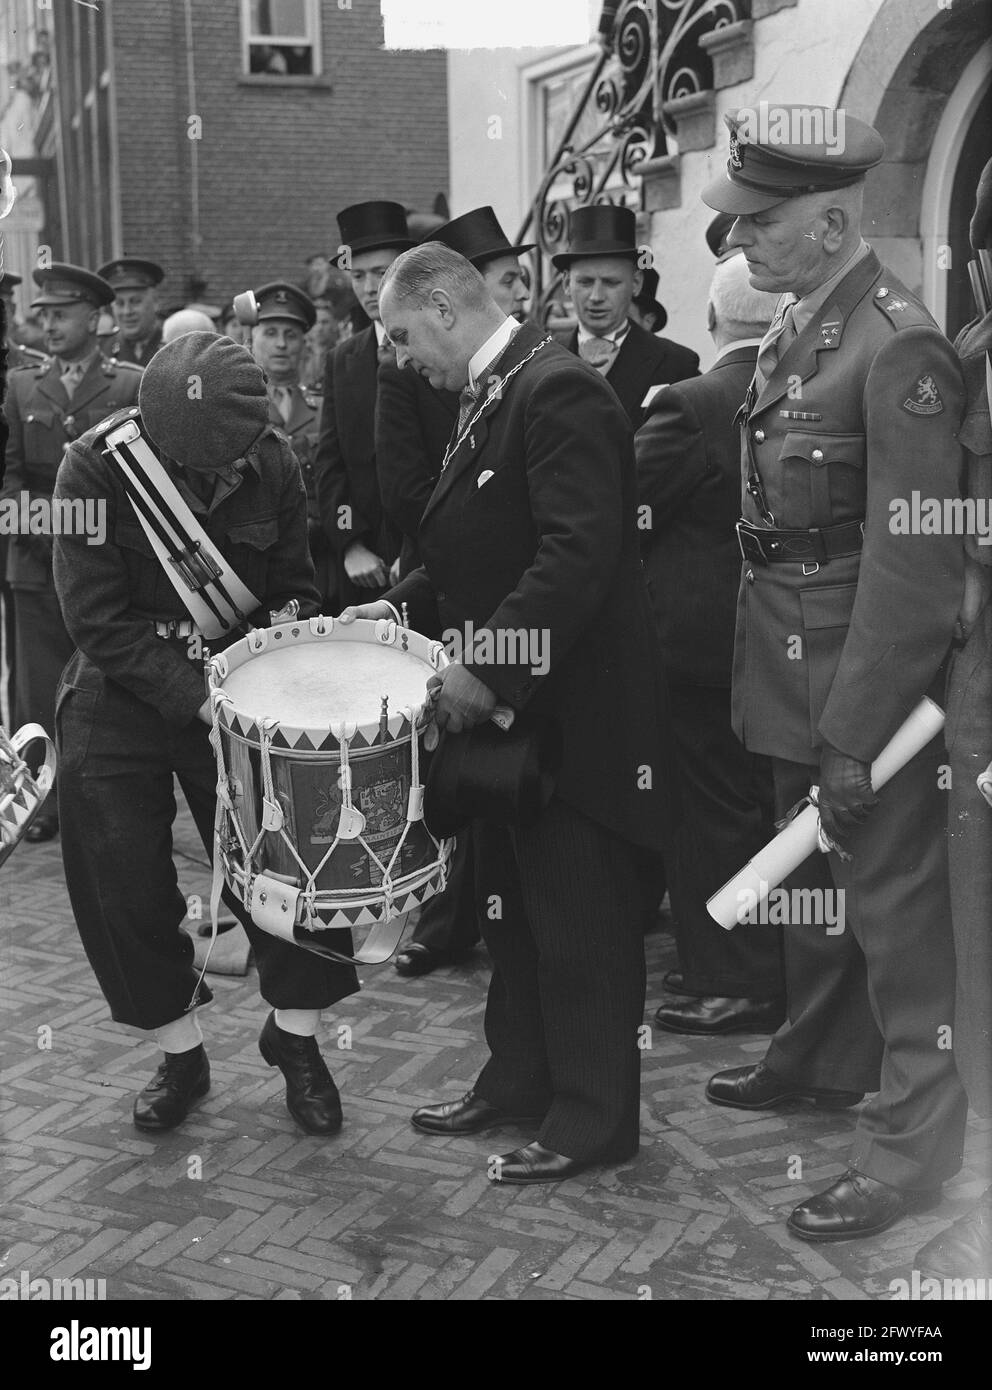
[{"left": 445, "top": 0, "right": 894, "bottom": 367}]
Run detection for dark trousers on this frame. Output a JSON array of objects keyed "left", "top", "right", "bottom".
[
  {"left": 411, "top": 832, "right": 480, "bottom": 955},
  {"left": 0, "top": 578, "right": 14, "bottom": 729},
  {"left": 667, "top": 683, "right": 782, "bottom": 996},
  {"left": 764, "top": 742, "right": 967, "bottom": 1190},
  {"left": 946, "top": 597, "right": 992, "bottom": 1120},
  {"left": 471, "top": 798, "right": 651, "bottom": 1162},
  {"left": 56, "top": 659, "right": 359, "bottom": 1031},
  {"left": 13, "top": 585, "right": 73, "bottom": 818}
]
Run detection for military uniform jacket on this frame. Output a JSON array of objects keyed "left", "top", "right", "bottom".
[
  {"left": 313, "top": 325, "right": 397, "bottom": 563},
  {"left": 1, "top": 354, "right": 143, "bottom": 589},
  {"left": 52, "top": 421, "right": 320, "bottom": 727},
  {"left": 375, "top": 359, "right": 459, "bottom": 575},
  {"left": 732, "top": 250, "right": 966, "bottom": 765},
  {"left": 562, "top": 319, "right": 700, "bottom": 429},
  {"left": 388, "top": 322, "right": 672, "bottom": 854},
  {"left": 114, "top": 325, "right": 163, "bottom": 366},
  {"left": 266, "top": 382, "right": 322, "bottom": 531}
]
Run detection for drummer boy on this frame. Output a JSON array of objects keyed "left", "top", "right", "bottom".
[{"left": 52, "top": 331, "right": 358, "bottom": 1136}]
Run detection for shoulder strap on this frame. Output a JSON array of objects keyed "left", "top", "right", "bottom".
[{"left": 98, "top": 415, "right": 261, "bottom": 639}]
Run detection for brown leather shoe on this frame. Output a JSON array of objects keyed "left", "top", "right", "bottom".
[
  {"left": 789, "top": 1170, "right": 941, "bottom": 1242},
  {"left": 411, "top": 1090, "right": 543, "bottom": 1135},
  {"left": 706, "top": 1060, "right": 863, "bottom": 1111}
]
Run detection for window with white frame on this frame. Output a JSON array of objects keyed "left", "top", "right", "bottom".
[{"left": 241, "top": 0, "right": 321, "bottom": 77}]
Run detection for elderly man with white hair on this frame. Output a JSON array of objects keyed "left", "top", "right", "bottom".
[{"left": 636, "top": 251, "right": 786, "bottom": 1039}]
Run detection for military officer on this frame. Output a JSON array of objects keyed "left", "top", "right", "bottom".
[
  {"left": 702, "top": 107, "right": 968, "bottom": 1241},
  {"left": 1, "top": 263, "right": 142, "bottom": 841},
  {"left": 313, "top": 200, "right": 415, "bottom": 612},
  {"left": 553, "top": 205, "right": 699, "bottom": 429},
  {"left": 244, "top": 280, "right": 333, "bottom": 609},
  {"left": 97, "top": 257, "right": 164, "bottom": 366}
]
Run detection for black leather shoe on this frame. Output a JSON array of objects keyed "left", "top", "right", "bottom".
[
  {"left": 654, "top": 994, "right": 785, "bottom": 1035},
  {"left": 394, "top": 944, "right": 438, "bottom": 977},
  {"left": 914, "top": 1191, "right": 992, "bottom": 1278},
  {"left": 789, "top": 1170, "right": 941, "bottom": 1242},
  {"left": 411, "top": 1089, "right": 543, "bottom": 1135},
  {"left": 258, "top": 1012, "right": 342, "bottom": 1135},
  {"left": 489, "top": 1141, "right": 589, "bottom": 1184},
  {"left": 706, "top": 1061, "right": 864, "bottom": 1111},
  {"left": 133, "top": 1046, "right": 210, "bottom": 1131},
  {"left": 25, "top": 816, "right": 59, "bottom": 843}
]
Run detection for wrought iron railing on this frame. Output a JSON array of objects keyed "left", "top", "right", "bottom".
[{"left": 518, "top": 0, "right": 750, "bottom": 324}]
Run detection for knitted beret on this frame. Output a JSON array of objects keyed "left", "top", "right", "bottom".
[{"left": 138, "top": 330, "right": 269, "bottom": 470}]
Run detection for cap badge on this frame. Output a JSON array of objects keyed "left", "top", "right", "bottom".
[
  {"left": 729, "top": 134, "right": 743, "bottom": 171},
  {"left": 902, "top": 373, "right": 943, "bottom": 416},
  {"left": 276, "top": 290, "right": 288, "bottom": 303}
]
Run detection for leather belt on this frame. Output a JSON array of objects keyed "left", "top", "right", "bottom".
[
  {"left": 737, "top": 518, "right": 865, "bottom": 566},
  {"left": 154, "top": 618, "right": 199, "bottom": 638}
]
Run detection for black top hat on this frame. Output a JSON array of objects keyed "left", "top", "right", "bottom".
[
  {"left": 551, "top": 204, "right": 639, "bottom": 270},
  {"left": 97, "top": 257, "right": 165, "bottom": 292},
  {"left": 335, "top": 200, "right": 417, "bottom": 264},
  {"left": 31, "top": 263, "right": 115, "bottom": 308},
  {"left": 632, "top": 266, "right": 667, "bottom": 331},
  {"left": 424, "top": 713, "right": 562, "bottom": 838},
  {"left": 426, "top": 206, "right": 536, "bottom": 268}
]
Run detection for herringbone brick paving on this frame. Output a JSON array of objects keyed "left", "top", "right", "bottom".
[{"left": 1, "top": 795, "right": 987, "bottom": 1301}]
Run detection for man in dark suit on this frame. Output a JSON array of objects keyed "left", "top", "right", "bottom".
[
  {"left": 637, "top": 250, "right": 784, "bottom": 1035},
  {"left": 245, "top": 280, "right": 334, "bottom": 610},
  {"left": 1, "top": 263, "right": 142, "bottom": 841},
  {"left": 703, "top": 106, "right": 968, "bottom": 1241},
  {"left": 97, "top": 257, "right": 164, "bottom": 366},
  {"left": 314, "top": 200, "right": 415, "bottom": 612},
  {"left": 554, "top": 205, "right": 699, "bottom": 429},
  {"left": 342, "top": 242, "right": 671, "bottom": 1182},
  {"left": 376, "top": 205, "right": 534, "bottom": 978}
]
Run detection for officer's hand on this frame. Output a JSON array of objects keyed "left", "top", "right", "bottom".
[
  {"left": 344, "top": 540, "right": 387, "bottom": 589},
  {"left": 337, "top": 600, "right": 396, "bottom": 625},
  {"left": 429, "top": 663, "right": 497, "bottom": 735},
  {"left": 817, "top": 743, "right": 879, "bottom": 844}
]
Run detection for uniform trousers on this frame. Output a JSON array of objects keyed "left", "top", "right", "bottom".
[
  {"left": 945, "top": 595, "right": 992, "bottom": 1124},
  {"left": 764, "top": 740, "right": 967, "bottom": 1190},
  {"left": 667, "top": 683, "right": 782, "bottom": 996},
  {"left": 56, "top": 660, "right": 359, "bottom": 1031},
  {"left": 471, "top": 797, "right": 653, "bottom": 1162}
]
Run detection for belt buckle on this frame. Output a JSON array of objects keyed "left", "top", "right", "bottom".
[
  {"left": 736, "top": 520, "right": 767, "bottom": 566},
  {"left": 802, "top": 560, "right": 820, "bottom": 576}
]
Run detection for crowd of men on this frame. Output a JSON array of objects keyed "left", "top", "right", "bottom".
[{"left": 0, "top": 101, "right": 989, "bottom": 1283}]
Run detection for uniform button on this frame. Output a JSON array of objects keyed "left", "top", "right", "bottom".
[
  {"left": 811, "top": 448, "right": 824, "bottom": 462},
  {"left": 876, "top": 287, "right": 888, "bottom": 298},
  {"left": 754, "top": 428, "right": 765, "bottom": 443}
]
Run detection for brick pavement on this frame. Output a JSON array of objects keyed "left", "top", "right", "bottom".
[{"left": 1, "top": 795, "right": 987, "bottom": 1302}]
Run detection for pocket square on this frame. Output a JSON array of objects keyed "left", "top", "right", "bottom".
[{"left": 477, "top": 469, "right": 495, "bottom": 489}]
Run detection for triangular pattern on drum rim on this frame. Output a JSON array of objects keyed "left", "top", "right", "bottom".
[
  {"left": 293, "top": 731, "right": 316, "bottom": 752},
  {"left": 316, "top": 729, "right": 342, "bottom": 752},
  {"left": 270, "top": 727, "right": 293, "bottom": 749}
]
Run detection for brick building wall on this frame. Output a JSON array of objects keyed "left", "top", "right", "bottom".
[{"left": 62, "top": 0, "right": 448, "bottom": 308}]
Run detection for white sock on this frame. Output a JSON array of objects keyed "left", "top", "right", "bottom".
[
  {"left": 154, "top": 1012, "right": 204, "bottom": 1055},
  {"left": 274, "top": 1008, "right": 321, "bottom": 1038}
]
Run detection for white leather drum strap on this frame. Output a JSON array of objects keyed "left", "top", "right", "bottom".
[{"left": 100, "top": 418, "right": 261, "bottom": 640}]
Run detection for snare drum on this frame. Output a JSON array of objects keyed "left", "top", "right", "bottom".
[
  {"left": 206, "top": 615, "right": 452, "bottom": 963},
  {"left": 0, "top": 724, "right": 57, "bottom": 869}
]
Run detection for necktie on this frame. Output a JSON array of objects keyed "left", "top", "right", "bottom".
[
  {"left": 578, "top": 335, "right": 621, "bottom": 374},
  {"left": 271, "top": 385, "right": 292, "bottom": 424},
  {"left": 60, "top": 361, "right": 84, "bottom": 398},
  {"left": 754, "top": 297, "right": 797, "bottom": 393},
  {"left": 456, "top": 382, "right": 480, "bottom": 433}
]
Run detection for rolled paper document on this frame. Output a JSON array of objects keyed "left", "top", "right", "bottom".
[{"left": 707, "top": 697, "right": 946, "bottom": 930}]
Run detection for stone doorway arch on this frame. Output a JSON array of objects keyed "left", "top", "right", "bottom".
[{"left": 838, "top": 0, "right": 992, "bottom": 329}]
